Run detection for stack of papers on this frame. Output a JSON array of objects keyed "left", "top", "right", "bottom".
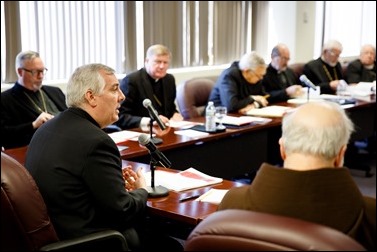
[
  {"left": 245, "top": 105, "right": 293, "bottom": 118},
  {"left": 108, "top": 130, "right": 143, "bottom": 144},
  {"left": 145, "top": 167, "right": 223, "bottom": 192},
  {"left": 348, "top": 82, "right": 376, "bottom": 101}
]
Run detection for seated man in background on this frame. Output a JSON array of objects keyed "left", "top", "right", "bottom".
[
  {"left": 347, "top": 44, "right": 376, "bottom": 84},
  {"left": 208, "top": 51, "right": 269, "bottom": 114},
  {"left": 303, "top": 40, "right": 345, "bottom": 94},
  {"left": 25, "top": 63, "right": 183, "bottom": 251},
  {"left": 347, "top": 44, "right": 376, "bottom": 158},
  {"left": 261, "top": 43, "right": 303, "bottom": 103},
  {"left": 1, "top": 50, "right": 67, "bottom": 149},
  {"left": 218, "top": 101, "right": 376, "bottom": 250},
  {"left": 116, "top": 44, "right": 183, "bottom": 130}
]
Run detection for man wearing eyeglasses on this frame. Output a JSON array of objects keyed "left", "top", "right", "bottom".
[
  {"left": 1, "top": 50, "right": 67, "bottom": 149},
  {"left": 261, "top": 43, "right": 304, "bottom": 103},
  {"left": 303, "top": 40, "right": 345, "bottom": 94}
]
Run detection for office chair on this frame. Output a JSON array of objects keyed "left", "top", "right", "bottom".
[
  {"left": 184, "top": 209, "right": 366, "bottom": 251},
  {"left": 1, "top": 152, "right": 129, "bottom": 251},
  {"left": 177, "top": 77, "right": 216, "bottom": 119}
]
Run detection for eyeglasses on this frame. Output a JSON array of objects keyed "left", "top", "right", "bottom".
[
  {"left": 328, "top": 50, "right": 341, "bottom": 57},
  {"left": 22, "top": 68, "right": 48, "bottom": 76},
  {"left": 278, "top": 56, "right": 290, "bottom": 61}
]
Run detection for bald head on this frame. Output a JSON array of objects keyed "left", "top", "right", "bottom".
[
  {"left": 281, "top": 101, "right": 354, "bottom": 160},
  {"left": 271, "top": 43, "right": 291, "bottom": 71},
  {"left": 291, "top": 102, "right": 342, "bottom": 129}
]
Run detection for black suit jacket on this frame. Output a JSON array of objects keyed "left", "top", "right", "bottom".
[
  {"left": 303, "top": 57, "right": 343, "bottom": 94},
  {"left": 1, "top": 82, "right": 67, "bottom": 149},
  {"left": 261, "top": 64, "right": 300, "bottom": 103},
  {"left": 208, "top": 61, "right": 267, "bottom": 113},
  {"left": 346, "top": 59, "right": 376, "bottom": 83},
  {"left": 116, "top": 68, "right": 179, "bottom": 129},
  {"left": 25, "top": 107, "right": 149, "bottom": 240}
]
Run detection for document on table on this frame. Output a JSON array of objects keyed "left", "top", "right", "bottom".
[
  {"left": 144, "top": 167, "right": 223, "bottom": 192},
  {"left": 195, "top": 188, "right": 229, "bottom": 204},
  {"left": 348, "top": 82, "right": 376, "bottom": 101},
  {"left": 174, "top": 129, "right": 209, "bottom": 138},
  {"left": 216, "top": 115, "right": 272, "bottom": 126},
  {"left": 108, "top": 130, "right": 142, "bottom": 144},
  {"left": 167, "top": 120, "right": 201, "bottom": 129},
  {"left": 245, "top": 105, "right": 293, "bottom": 118}
]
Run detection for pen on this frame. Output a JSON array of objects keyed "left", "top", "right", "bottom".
[
  {"left": 263, "top": 94, "right": 270, "bottom": 99},
  {"left": 179, "top": 194, "right": 201, "bottom": 202}
]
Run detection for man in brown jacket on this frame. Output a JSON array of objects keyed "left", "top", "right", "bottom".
[{"left": 218, "top": 101, "right": 375, "bottom": 250}]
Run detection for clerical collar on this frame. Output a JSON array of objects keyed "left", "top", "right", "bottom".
[
  {"left": 17, "top": 83, "right": 40, "bottom": 95},
  {"left": 365, "top": 64, "right": 374, "bottom": 70},
  {"left": 321, "top": 56, "right": 337, "bottom": 67}
]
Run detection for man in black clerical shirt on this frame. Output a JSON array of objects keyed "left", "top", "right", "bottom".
[
  {"left": 261, "top": 43, "right": 303, "bottom": 103},
  {"left": 1, "top": 50, "right": 67, "bottom": 149},
  {"left": 116, "top": 44, "right": 183, "bottom": 129},
  {"left": 303, "top": 40, "right": 345, "bottom": 94}
]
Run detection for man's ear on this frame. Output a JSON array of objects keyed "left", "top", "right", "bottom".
[
  {"left": 279, "top": 138, "right": 286, "bottom": 160},
  {"left": 334, "top": 144, "right": 347, "bottom": 167},
  {"left": 17, "top": 68, "right": 23, "bottom": 77},
  {"left": 85, "top": 89, "right": 97, "bottom": 107}
]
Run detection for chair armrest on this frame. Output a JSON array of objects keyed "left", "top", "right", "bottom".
[{"left": 39, "top": 230, "right": 129, "bottom": 251}]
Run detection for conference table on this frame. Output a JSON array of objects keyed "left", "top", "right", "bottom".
[{"left": 117, "top": 98, "right": 376, "bottom": 180}]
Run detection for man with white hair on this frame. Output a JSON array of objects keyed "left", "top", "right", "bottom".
[
  {"left": 303, "top": 40, "right": 345, "bottom": 94},
  {"left": 218, "top": 101, "right": 376, "bottom": 250},
  {"left": 208, "top": 51, "right": 269, "bottom": 114},
  {"left": 347, "top": 44, "right": 376, "bottom": 84}
]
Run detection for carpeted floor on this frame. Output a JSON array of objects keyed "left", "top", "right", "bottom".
[{"left": 349, "top": 156, "right": 376, "bottom": 198}]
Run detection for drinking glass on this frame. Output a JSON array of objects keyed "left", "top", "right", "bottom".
[{"left": 215, "top": 106, "right": 227, "bottom": 130}]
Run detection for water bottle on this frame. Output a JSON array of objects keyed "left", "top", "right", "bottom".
[
  {"left": 336, "top": 79, "right": 348, "bottom": 97},
  {"left": 205, "top": 101, "right": 216, "bottom": 132}
]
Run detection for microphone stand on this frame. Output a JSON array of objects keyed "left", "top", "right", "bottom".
[
  {"left": 147, "top": 158, "right": 169, "bottom": 198},
  {"left": 149, "top": 118, "right": 163, "bottom": 145},
  {"left": 306, "top": 87, "right": 310, "bottom": 103}
]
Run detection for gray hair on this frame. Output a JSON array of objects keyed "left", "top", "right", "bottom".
[
  {"left": 281, "top": 101, "right": 354, "bottom": 160},
  {"left": 238, "top": 51, "right": 265, "bottom": 71},
  {"left": 360, "top": 44, "right": 376, "bottom": 55},
  {"left": 15, "top": 50, "right": 40, "bottom": 72},
  {"left": 322, "top": 40, "right": 343, "bottom": 52},
  {"left": 146, "top": 44, "right": 172, "bottom": 59},
  {"left": 66, "top": 63, "right": 115, "bottom": 108}
]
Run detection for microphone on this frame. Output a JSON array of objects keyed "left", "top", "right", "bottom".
[
  {"left": 299, "top": 75, "right": 317, "bottom": 91},
  {"left": 138, "top": 133, "right": 172, "bottom": 168},
  {"left": 143, "top": 99, "right": 166, "bottom": 130}
]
